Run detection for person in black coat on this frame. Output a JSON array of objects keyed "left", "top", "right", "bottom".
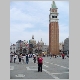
[{"left": 26, "top": 54, "right": 29, "bottom": 64}]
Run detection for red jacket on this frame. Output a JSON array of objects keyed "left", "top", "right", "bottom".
[
  {"left": 38, "top": 57, "right": 43, "bottom": 64},
  {"left": 62, "top": 54, "right": 65, "bottom": 57}
]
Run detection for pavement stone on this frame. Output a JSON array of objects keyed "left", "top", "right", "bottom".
[{"left": 10, "top": 56, "right": 69, "bottom": 79}]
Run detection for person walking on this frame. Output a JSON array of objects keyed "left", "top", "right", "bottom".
[
  {"left": 10, "top": 52, "right": 13, "bottom": 63},
  {"left": 13, "top": 54, "right": 17, "bottom": 63},
  {"left": 33, "top": 55, "right": 36, "bottom": 63},
  {"left": 18, "top": 54, "right": 22, "bottom": 64},
  {"left": 53, "top": 54, "right": 54, "bottom": 58},
  {"left": 37, "top": 54, "right": 43, "bottom": 72},
  {"left": 50, "top": 52, "right": 52, "bottom": 59},
  {"left": 10, "top": 52, "right": 14, "bottom": 63},
  {"left": 37, "top": 55, "right": 39, "bottom": 61},
  {"left": 62, "top": 53, "right": 65, "bottom": 59},
  {"left": 55, "top": 54, "right": 57, "bottom": 58},
  {"left": 21, "top": 54, "right": 25, "bottom": 64},
  {"left": 26, "top": 54, "right": 29, "bottom": 64}
]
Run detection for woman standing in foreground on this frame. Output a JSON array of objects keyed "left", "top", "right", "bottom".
[{"left": 37, "top": 53, "right": 43, "bottom": 72}]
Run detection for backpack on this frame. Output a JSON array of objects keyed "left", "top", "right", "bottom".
[{"left": 38, "top": 57, "right": 43, "bottom": 63}]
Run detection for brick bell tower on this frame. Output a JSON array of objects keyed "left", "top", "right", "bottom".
[{"left": 49, "top": 1, "right": 59, "bottom": 55}]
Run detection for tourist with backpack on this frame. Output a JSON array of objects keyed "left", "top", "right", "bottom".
[{"left": 37, "top": 54, "right": 43, "bottom": 72}]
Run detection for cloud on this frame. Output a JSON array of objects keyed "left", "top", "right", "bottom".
[
  {"left": 10, "top": 1, "right": 69, "bottom": 45},
  {"left": 10, "top": 23, "right": 34, "bottom": 32},
  {"left": 10, "top": 29, "right": 49, "bottom": 44},
  {"left": 59, "top": 24, "right": 69, "bottom": 42}
]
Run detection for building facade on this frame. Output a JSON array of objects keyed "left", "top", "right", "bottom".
[
  {"left": 16, "top": 40, "right": 29, "bottom": 54},
  {"left": 59, "top": 42, "right": 64, "bottom": 51},
  {"left": 42, "top": 45, "right": 49, "bottom": 53},
  {"left": 10, "top": 44, "right": 16, "bottom": 53},
  {"left": 64, "top": 38, "right": 69, "bottom": 52},
  {"left": 29, "top": 35, "right": 36, "bottom": 54},
  {"left": 35, "top": 38, "right": 44, "bottom": 54},
  {"left": 16, "top": 40, "right": 22, "bottom": 50},
  {"left": 49, "top": 1, "right": 59, "bottom": 55}
]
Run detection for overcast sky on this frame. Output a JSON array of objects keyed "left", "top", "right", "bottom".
[{"left": 10, "top": 1, "right": 69, "bottom": 45}]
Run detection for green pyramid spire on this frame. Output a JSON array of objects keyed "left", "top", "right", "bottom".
[{"left": 51, "top": 1, "right": 57, "bottom": 8}]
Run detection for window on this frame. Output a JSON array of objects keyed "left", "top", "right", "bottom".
[
  {"left": 10, "top": 48, "right": 12, "bottom": 50},
  {"left": 52, "top": 16, "right": 54, "bottom": 18},
  {"left": 55, "top": 16, "right": 57, "bottom": 18},
  {"left": 13, "top": 48, "right": 15, "bottom": 49},
  {"left": 52, "top": 16, "right": 57, "bottom": 18},
  {"left": 54, "top": 10, "right": 55, "bottom": 12}
]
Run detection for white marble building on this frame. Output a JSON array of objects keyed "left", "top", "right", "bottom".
[{"left": 10, "top": 44, "right": 16, "bottom": 53}]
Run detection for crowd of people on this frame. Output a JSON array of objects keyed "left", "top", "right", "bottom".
[
  {"left": 10, "top": 52, "right": 43, "bottom": 72},
  {"left": 10, "top": 52, "right": 33, "bottom": 64},
  {"left": 10, "top": 52, "right": 68, "bottom": 72}
]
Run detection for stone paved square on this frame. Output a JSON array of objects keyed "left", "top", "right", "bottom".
[{"left": 10, "top": 57, "right": 69, "bottom": 79}]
